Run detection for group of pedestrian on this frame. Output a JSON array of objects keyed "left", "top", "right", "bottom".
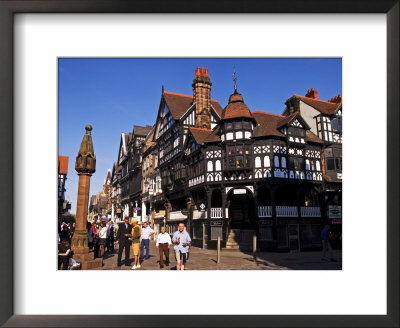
[
  {"left": 87, "top": 219, "right": 116, "bottom": 259},
  {"left": 116, "top": 218, "right": 191, "bottom": 270}
]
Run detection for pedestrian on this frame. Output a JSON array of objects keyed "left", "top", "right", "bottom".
[
  {"left": 156, "top": 226, "right": 172, "bottom": 269},
  {"left": 115, "top": 217, "right": 132, "bottom": 267},
  {"left": 140, "top": 221, "right": 154, "bottom": 261},
  {"left": 172, "top": 222, "right": 191, "bottom": 270},
  {"left": 131, "top": 219, "right": 141, "bottom": 270},
  {"left": 98, "top": 221, "right": 107, "bottom": 258},
  {"left": 60, "top": 221, "right": 70, "bottom": 242},
  {"left": 321, "top": 224, "right": 335, "bottom": 262},
  {"left": 87, "top": 221, "right": 95, "bottom": 251},
  {"left": 106, "top": 220, "right": 115, "bottom": 253},
  {"left": 58, "top": 240, "right": 73, "bottom": 270}
]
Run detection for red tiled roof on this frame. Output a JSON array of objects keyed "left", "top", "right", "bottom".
[
  {"left": 58, "top": 155, "right": 69, "bottom": 175},
  {"left": 305, "top": 130, "right": 323, "bottom": 144},
  {"left": 133, "top": 125, "right": 153, "bottom": 136},
  {"left": 204, "top": 126, "right": 221, "bottom": 143},
  {"left": 221, "top": 93, "right": 252, "bottom": 120},
  {"left": 163, "top": 91, "right": 223, "bottom": 120},
  {"left": 211, "top": 100, "right": 223, "bottom": 118},
  {"left": 276, "top": 112, "right": 299, "bottom": 129},
  {"left": 296, "top": 95, "right": 341, "bottom": 115},
  {"left": 251, "top": 112, "right": 286, "bottom": 138},
  {"left": 189, "top": 127, "right": 214, "bottom": 145}
]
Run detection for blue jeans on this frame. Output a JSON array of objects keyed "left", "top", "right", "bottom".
[{"left": 140, "top": 239, "right": 150, "bottom": 259}]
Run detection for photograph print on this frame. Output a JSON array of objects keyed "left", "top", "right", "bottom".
[{"left": 58, "top": 58, "right": 342, "bottom": 271}]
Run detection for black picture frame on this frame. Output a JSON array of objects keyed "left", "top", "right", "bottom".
[{"left": 0, "top": 1, "right": 398, "bottom": 327}]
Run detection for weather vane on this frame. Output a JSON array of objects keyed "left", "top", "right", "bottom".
[{"left": 233, "top": 66, "right": 238, "bottom": 93}]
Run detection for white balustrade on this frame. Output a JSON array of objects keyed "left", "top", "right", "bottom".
[
  {"left": 276, "top": 206, "right": 298, "bottom": 217},
  {"left": 210, "top": 208, "right": 223, "bottom": 218},
  {"left": 258, "top": 206, "right": 272, "bottom": 217},
  {"left": 300, "top": 206, "right": 321, "bottom": 217}
]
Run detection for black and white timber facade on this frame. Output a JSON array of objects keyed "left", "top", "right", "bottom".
[{"left": 111, "top": 68, "right": 342, "bottom": 251}]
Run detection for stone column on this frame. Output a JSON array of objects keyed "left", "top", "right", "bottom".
[{"left": 71, "top": 125, "right": 102, "bottom": 269}]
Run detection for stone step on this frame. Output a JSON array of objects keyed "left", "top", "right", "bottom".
[{"left": 81, "top": 258, "right": 103, "bottom": 270}]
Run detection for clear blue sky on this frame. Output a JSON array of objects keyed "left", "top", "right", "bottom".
[{"left": 58, "top": 58, "right": 342, "bottom": 215}]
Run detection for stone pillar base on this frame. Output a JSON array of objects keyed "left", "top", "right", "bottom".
[
  {"left": 71, "top": 231, "right": 103, "bottom": 270},
  {"left": 72, "top": 251, "right": 103, "bottom": 270}
]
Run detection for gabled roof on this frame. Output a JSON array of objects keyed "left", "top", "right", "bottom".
[
  {"left": 189, "top": 127, "right": 214, "bottom": 145},
  {"left": 276, "top": 112, "right": 310, "bottom": 130},
  {"left": 211, "top": 101, "right": 223, "bottom": 118},
  {"left": 295, "top": 95, "right": 341, "bottom": 115},
  {"left": 163, "top": 91, "right": 223, "bottom": 120},
  {"left": 305, "top": 130, "right": 323, "bottom": 144},
  {"left": 251, "top": 112, "right": 286, "bottom": 138},
  {"left": 204, "top": 126, "right": 221, "bottom": 143},
  {"left": 133, "top": 125, "right": 153, "bottom": 137},
  {"left": 58, "top": 155, "right": 69, "bottom": 175}
]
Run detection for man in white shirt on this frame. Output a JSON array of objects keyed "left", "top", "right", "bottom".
[
  {"left": 140, "top": 221, "right": 154, "bottom": 261},
  {"left": 156, "top": 226, "right": 172, "bottom": 268}
]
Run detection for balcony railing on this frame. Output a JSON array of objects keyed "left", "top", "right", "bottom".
[
  {"left": 258, "top": 206, "right": 272, "bottom": 217},
  {"left": 276, "top": 206, "right": 298, "bottom": 217},
  {"left": 300, "top": 206, "right": 321, "bottom": 217},
  {"left": 210, "top": 208, "right": 223, "bottom": 218}
]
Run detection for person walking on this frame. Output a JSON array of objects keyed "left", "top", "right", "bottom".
[
  {"left": 98, "top": 221, "right": 107, "bottom": 258},
  {"left": 131, "top": 219, "right": 141, "bottom": 270},
  {"left": 172, "top": 223, "right": 191, "bottom": 270},
  {"left": 87, "top": 221, "right": 95, "bottom": 251},
  {"left": 140, "top": 221, "right": 154, "bottom": 261},
  {"left": 106, "top": 220, "right": 115, "bottom": 253},
  {"left": 156, "top": 226, "right": 172, "bottom": 269},
  {"left": 115, "top": 217, "right": 132, "bottom": 267},
  {"left": 321, "top": 224, "right": 335, "bottom": 262}
]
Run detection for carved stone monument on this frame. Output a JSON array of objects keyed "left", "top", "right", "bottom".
[{"left": 71, "top": 125, "right": 102, "bottom": 269}]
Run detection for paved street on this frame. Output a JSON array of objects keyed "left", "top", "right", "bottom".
[{"left": 95, "top": 241, "right": 342, "bottom": 270}]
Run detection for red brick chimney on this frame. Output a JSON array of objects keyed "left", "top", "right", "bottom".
[
  {"left": 305, "top": 88, "right": 319, "bottom": 99},
  {"left": 192, "top": 67, "right": 212, "bottom": 129},
  {"left": 328, "top": 94, "right": 342, "bottom": 103}
]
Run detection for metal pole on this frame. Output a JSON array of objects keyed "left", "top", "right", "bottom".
[
  {"left": 253, "top": 235, "right": 257, "bottom": 262},
  {"left": 217, "top": 235, "right": 221, "bottom": 264}
]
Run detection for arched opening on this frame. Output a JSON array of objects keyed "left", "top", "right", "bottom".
[{"left": 227, "top": 188, "right": 256, "bottom": 229}]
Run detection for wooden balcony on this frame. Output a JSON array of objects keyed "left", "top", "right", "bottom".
[
  {"left": 276, "top": 206, "right": 298, "bottom": 217},
  {"left": 300, "top": 206, "right": 321, "bottom": 217},
  {"left": 258, "top": 206, "right": 272, "bottom": 217},
  {"left": 210, "top": 208, "right": 223, "bottom": 218}
]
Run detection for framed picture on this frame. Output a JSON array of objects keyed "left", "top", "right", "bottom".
[{"left": 0, "top": 1, "right": 398, "bottom": 327}]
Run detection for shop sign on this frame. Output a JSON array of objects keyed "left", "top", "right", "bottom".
[
  {"left": 328, "top": 205, "right": 342, "bottom": 219},
  {"left": 259, "top": 220, "right": 272, "bottom": 226},
  {"left": 211, "top": 221, "right": 223, "bottom": 226},
  {"left": 328, "top": 218, "right": 342, "bottom": 224},
  {"left": 233, "top": 188, "right": 246, "bottom": 194}
]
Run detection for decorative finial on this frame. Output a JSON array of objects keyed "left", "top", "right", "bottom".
[
  {"left": 85, "top": 124, "right": 92, "bottom": 132},
  {"left": 162, "top": 85, "right": 164, "bottom": 93},
  {"left": 233, "top": 66, "right": 238, "bottom": 93}
]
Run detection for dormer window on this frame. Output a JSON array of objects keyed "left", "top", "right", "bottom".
[{"left": 287, "top": 127, "right": 305, "bottom": 137}]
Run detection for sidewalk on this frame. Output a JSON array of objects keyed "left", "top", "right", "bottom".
[{"left": 95, "top": 241, "right": 342, "bottom": 270}]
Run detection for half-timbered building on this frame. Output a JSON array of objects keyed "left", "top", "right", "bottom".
[
  {"left": 282, "top": 89, "right": 342, "bottom": 247},
  {"left": 111, "top": 161, "right": 123, "bottom": 222},
  {"left": 116, "top": 132, "right": 132, "bottom": 219},
  {"left": 151, "top": 67, "right": 326, "bottom": 251},
  {"left": 126, "top": 125, "right": 153, "bottom": 221}
]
